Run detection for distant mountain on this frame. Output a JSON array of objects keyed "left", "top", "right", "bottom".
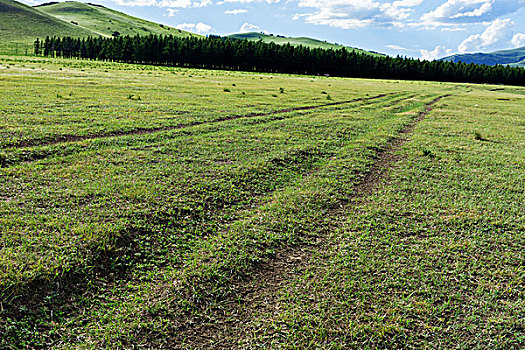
[
  {"left": 227, "top": 32, "right": 384, "bottom": 57},
  {"left": 0, "top": 0, "right": 195, "bottom": 54},
  {"left": 439, "top": 46, "right": 525, "bottom": 67}
]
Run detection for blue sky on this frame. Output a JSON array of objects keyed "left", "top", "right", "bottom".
[{"left": 23, "top": 0, "right": 525, "bottom": 59}]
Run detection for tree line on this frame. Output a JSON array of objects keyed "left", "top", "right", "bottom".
[{"left": 34, "top": 35, "right": 525, "bottom": 86}]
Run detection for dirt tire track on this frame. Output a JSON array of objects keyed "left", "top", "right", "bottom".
[
  {"left": 8, "top": 93, "right": 393, "bottom": 149},
  {"left": 174, "top": 94, "right": 450, "bottom": 349},
  {"left": 0, "top": 93, "right": 412, "bottom": 347}
]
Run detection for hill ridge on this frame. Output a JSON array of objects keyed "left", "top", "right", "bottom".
[
  {"left": 228, "top": 32, "right": 383, "bottom": 56},
  {"left": 439, "top": 46, "right": 525, "bottom": 67}
]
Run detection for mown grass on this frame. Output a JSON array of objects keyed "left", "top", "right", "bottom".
[{"left": 1, "top": 55, "right": 523, "bottom": 349}]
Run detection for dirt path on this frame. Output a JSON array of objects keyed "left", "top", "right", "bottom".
[
  {"left": 174, "top": 94, "right": 450, "bottom": 349},
  {"left": 8, "top": 93, "right": 391, "bottom": 149}
]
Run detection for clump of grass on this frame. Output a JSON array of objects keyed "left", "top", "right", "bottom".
[
  {"left": 421, "top": 148, "right": 434, "bottom": 158},
  {"left": 0, "top": 153, "right": 7, "bottom": 167},
  {"left": 272, "top": 94, "right": 278, "bottom": 97},
  {"left": 223, "top": 88, "right": 231, "bottom": 93},
  {"left": 279, "top": 87, "right": 285, "bottom": 93},
  {"left": 56, "top": 93, "right": 63, "bottom": 98},
  {"left": 326, "top": 94, "right": 332, "bottom": 100},
  {"left": 474, "top": 132, "right": 486, "bottom": 141},
  {"left": 321, "top": 91, "right": 328, "bottom": 94}
]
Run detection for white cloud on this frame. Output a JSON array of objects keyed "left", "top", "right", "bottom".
[
  {"left": 113, "top": 0, "right": 157, "bottom": 6},
  {"left": 392, "top": 0, "right": 422, "bottom": 6},
  {"left": 386, "top": 45, "right": 407, "bottom": 50},
  {"left": 113, "top": 0, "right": 210, "bottom": 7},
  {"left": 420, "top": 0, "right": 524, "bottom": 26},
  {"left": 420, "top": 45, "right": 453, "bottom": 60},
  {"left": 386, "top": 44, "right": 417, "bottom": 52},
  {"left": 225, "top": 9, "right": 248, "bottom": 14},
  {"left": 176, "top": 22, "right": 215, "bottom": 35},
  {"left": 441, "top": 27, "right": 467, "bottom": 32},
  {"left": 218, "top": 0, "right": 280, "bottom": 3},
  {"left": 167, "top": 8, "right": 179, "bottom": 16},
  {"left": 295, "top": 0, "right": 423, "bottom": 29},
  {"left": 511, "top": 33, "right": 525, "bottom": 48},
  {"left": 458, "top": 18, "right": 514, "bottom": 52},
  {"left": 240, "top": 23, "right": 261, "bottom": 33}
]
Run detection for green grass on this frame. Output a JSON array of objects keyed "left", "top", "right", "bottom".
[
  {"left": 0, "top": 0, "right": 195, "bottom": 55},
  {"left": 37, "top": 1, "right": 196, "bottom": 39},
  {"left": 227, "top": 32, "right": 384, "bottom": 57},
  {"left": 0, "top": 0, "right": 93, "bottom": 54},
  {"left": 234, "top": 90, "right": 525, "bottom": 349},
  {"left": 0, "top": 55, "right": 524, "bottom": 349}
]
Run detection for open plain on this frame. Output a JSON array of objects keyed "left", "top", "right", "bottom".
[{"left": 0, "top": 56, "right": 524, "bottom": 349}]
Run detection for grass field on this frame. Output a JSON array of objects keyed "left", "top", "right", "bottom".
[{"left": 0, "top": 56, "right": 524, "bottom": 349}]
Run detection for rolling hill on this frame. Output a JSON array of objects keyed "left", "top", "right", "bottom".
[
  {"left": 0, "top": 0, "right": 92, "bottom": 53},
  {"left": 0, "top": 0, "right": 195, "bottom": 54},
  {"left": 439, "top": 46, "right": 525, "bottom": 67},
  {"left": 0, "top": 0, "right": 381, "bottom": 58},
  {"left": 228, "top": 32, "right": 384, "bottom": 56},
  {"left": 36, "top": 1, "right": 195, "bottom": 39}
]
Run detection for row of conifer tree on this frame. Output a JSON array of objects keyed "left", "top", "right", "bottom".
[{"left": 34, "top": 35, "right": 525, "bottom": 86}]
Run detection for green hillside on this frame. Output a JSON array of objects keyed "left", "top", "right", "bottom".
[
  {"left": 228, "top": 32, "right": 384, "bottom": 57},
  {"left": 36, "top": 1, "right": 196, "bottom": 39},
  {"left": 440, "top": 46, "right": 525, "bottom": 67},
  {"left": 0, "top": 0, "right": 92, "bottom": 54},
  {"left": 0, "top": 0, "right": 196, "bottom": 54}
]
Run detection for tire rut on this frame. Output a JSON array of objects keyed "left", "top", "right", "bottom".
[
  {"left": 174, "top": 94, "right": 450, "bottom": 349},
  {"left": 7, "top": 93, "right": 392, "bottom": 150}
]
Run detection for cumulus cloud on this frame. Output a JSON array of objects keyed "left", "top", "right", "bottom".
[
  {"left": 386, "top": 44, "right": 409, "bottom": 50},
  {"left": 240, "top": 23, "right": 262, "bottom": 33},
  {"left": 113, "top": 0, "right": 157, "bottom": 6},
  {"left": 511, "top": 33, "right": 525, "bottom": 48},
  {"left": 218, "top": 0, "right": 280, "bottom": 3},
  {"left": 421, "top": 0, "right": 524, "bottom": 26},
  {"left": 420, "top": 45, "right": 453, "bottom": 60},
  {"left": 441, "top": 27, "right": 467, "bottom": 32},
  {"left": 458, "top": 18, "right": 514, "bottom": 52},
  {"left": 295, "top": 0, "right": 425, "bottom": 29},
  {"left": 225, "top": 9, "right": 248, "bottom": 14},
  {"left": 176, "top": 22, "right": 215, "bottom": 35}
]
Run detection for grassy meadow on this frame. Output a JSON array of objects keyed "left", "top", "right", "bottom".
[{"left": 0, "top": 56, "right": 524, "bottom": 349}]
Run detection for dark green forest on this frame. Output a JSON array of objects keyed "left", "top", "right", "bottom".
[{"left": 36, "top": 35, "right": 525, "bottom": 85}]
